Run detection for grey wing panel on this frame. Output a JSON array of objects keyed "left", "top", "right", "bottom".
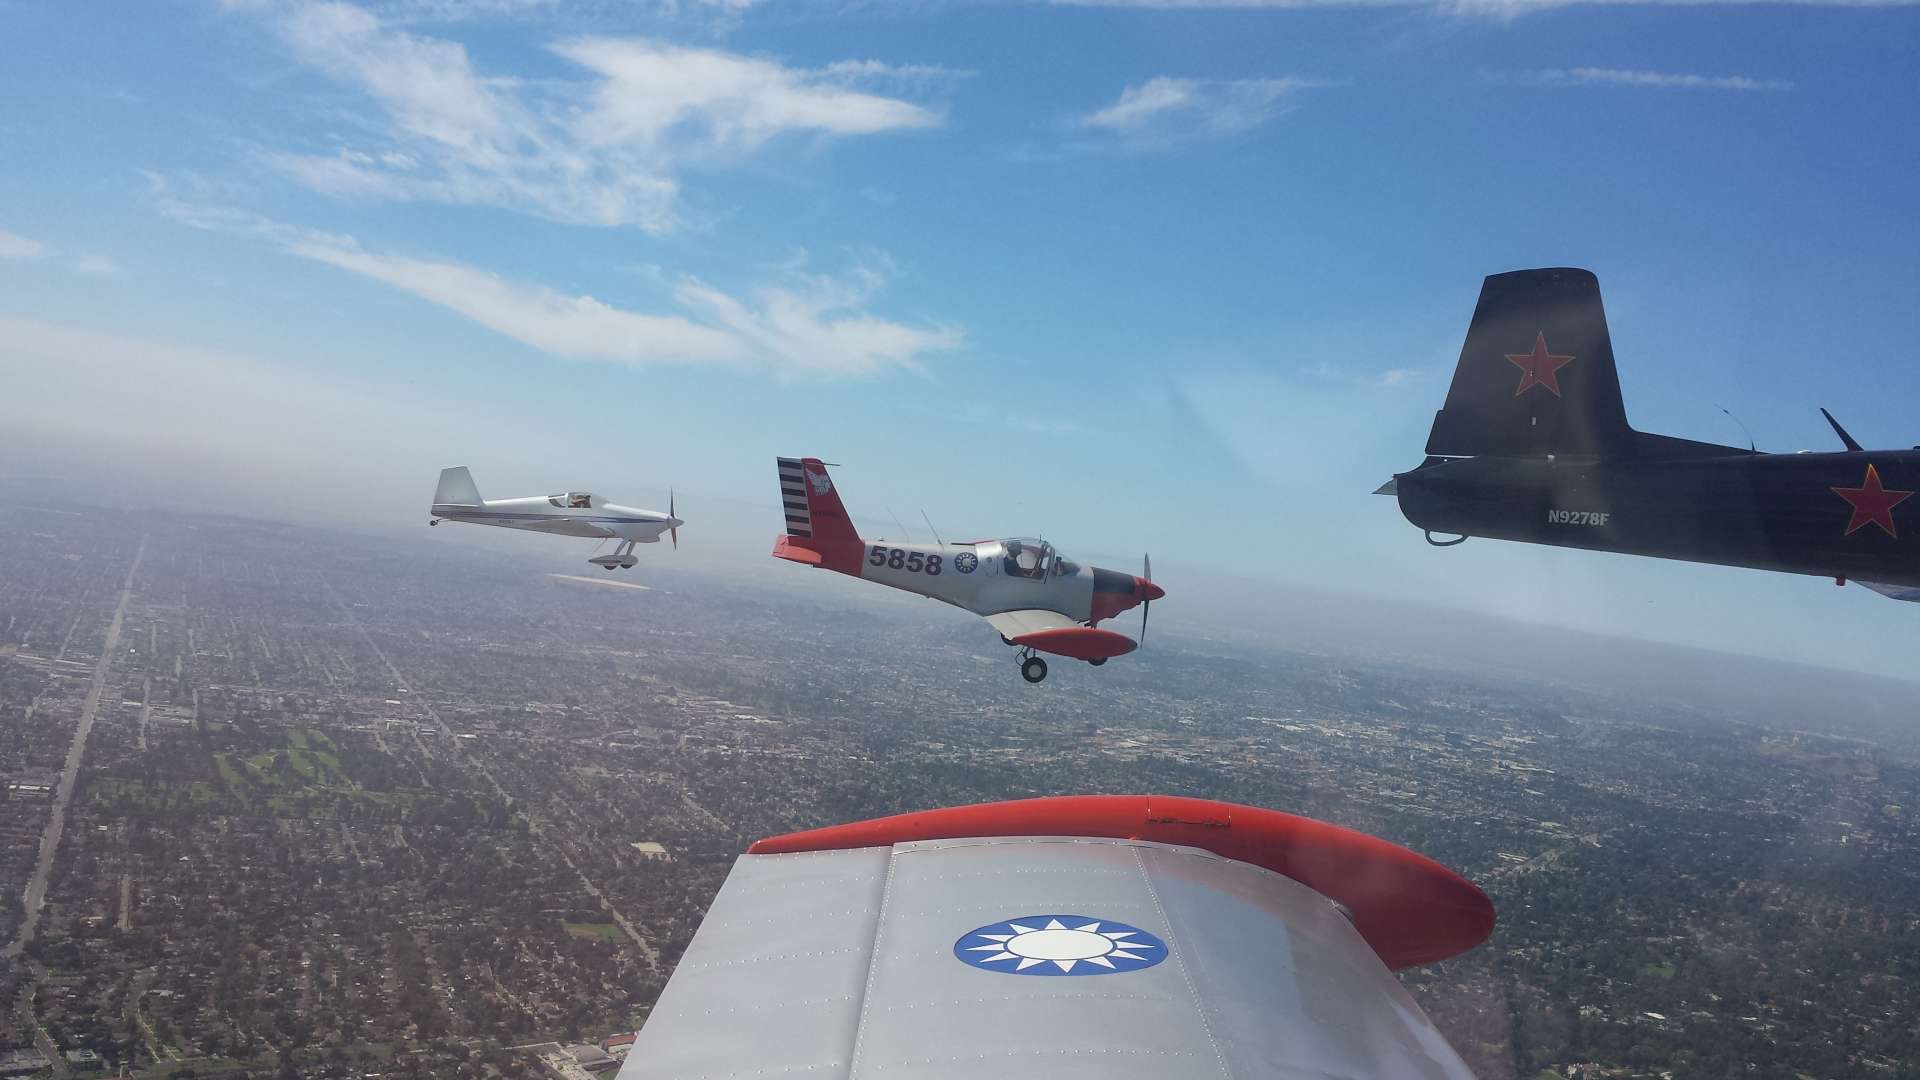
[
  {"left": 620, "top": 836, "right": 1476, "bottom": 1080},
  {"left": 982, "top": 608, "right": 1079, "bottom": 638},
  {"left": 1857, "top": 580, "right": 1920, "bottom": 602},
  {"left": 624, "top": 847, "right": 888, "bottom": 1078}
]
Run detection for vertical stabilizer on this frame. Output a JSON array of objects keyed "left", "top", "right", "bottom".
[
  {"left": 1426, "top": 268, "right": 1633, "bottom": 459},
  {"left": 434, "top": 466, "right": 483, "bottom": 506},
  {"left": 775, "top": 457, "right": 859, "bottom": 545}
]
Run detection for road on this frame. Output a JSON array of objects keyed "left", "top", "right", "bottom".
[{"left": 5, "top": 534, "right": 146, "bottom": 960}]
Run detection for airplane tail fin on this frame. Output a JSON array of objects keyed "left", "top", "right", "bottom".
[
  {"left": 1425, "top": 268, "right": 1635, "bottom": 460},
  {"left": 434, "top": 466, "right": 483, "bottom": 506},
  {"left": 776, "top": 457, "right": 859, "bottom": 545}
]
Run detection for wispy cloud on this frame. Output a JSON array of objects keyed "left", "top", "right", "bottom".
[
  {"left": 0, "top": 230, "right": 49, "bottom": 260},
  {"left": 69, "top": 253, "right": 123, "bottom": 276},
  {"left": 159, "top": 194, "right": 959, "bottom": 378},
  {"left": 1303, "top": 360, "right": 1429, "bottom": 390},
  {"left": 237, "top": 1, "right": 944, "bottom": 231},
  {"left": 0, "top": 228, "right": 123, "bottom": 275},
  {"left": 1079, "top": 77, "right": 1322, "bottom": 149},
  {"left": 1505, "top": 67, "right": 1793, "bottom": 91}
]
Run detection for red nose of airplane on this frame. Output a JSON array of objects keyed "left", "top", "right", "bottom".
[{"left": 1137, "top": 577, "right": 1165, "bottom": 602}]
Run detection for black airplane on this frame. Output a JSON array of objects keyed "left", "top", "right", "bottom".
[{"left": 1379, "top": 267, "right": 1920, "bottom": 602}]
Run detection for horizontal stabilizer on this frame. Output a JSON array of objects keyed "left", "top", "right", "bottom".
[
  {"left": 1856, "top": 580, "right": 1920, "bottom": 603},
  {"left": 1374, "top": 477, "right": 1399, "bottom": 496}
]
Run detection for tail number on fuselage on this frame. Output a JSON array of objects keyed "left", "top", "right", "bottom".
[
  {"left": 868, "top": 546, "right": 943, "bottom": 575},
  {"left": 1547, "top": 509, "right": 1611, "bottom": 527}
]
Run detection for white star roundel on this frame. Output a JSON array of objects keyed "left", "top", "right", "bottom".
[{"left": 954, "top": 915, "right": 1166, "bottom": 976}]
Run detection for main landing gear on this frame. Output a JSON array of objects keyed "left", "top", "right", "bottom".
[
  {"left": 589, "top": 540, "right": 639, "bottom": 571},
  {"left": 1003, "top": 637, "right": 1049, "bottom": 683},
  {"left": 1020, "top": 651, "right": 1049, "bottom": 684}
]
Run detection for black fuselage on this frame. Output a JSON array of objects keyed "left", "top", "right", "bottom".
[{"left": 1394, "top": 450, "right": 1920, "bottom": 588}]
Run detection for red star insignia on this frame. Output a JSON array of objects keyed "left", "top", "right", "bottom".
[
  {"left": 1832, "top": 464, "right": 1912, "bottom": 538},
  {"left": 1506, "top": 332, "right": 1575, "bottom": 397}
]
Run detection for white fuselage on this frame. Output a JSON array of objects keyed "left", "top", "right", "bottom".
[
  {"left": 431, "top": 495, "right": 677, "bottom": 543},
  {"left": 854, "top": 539, "right": 1098, "bottom": 621}
]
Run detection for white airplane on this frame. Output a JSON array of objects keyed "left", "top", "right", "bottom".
[
  {"left": 429, "top": 466, "right": 681, "bottom": 570},
  {"left": 770, "top": 456, "right": 1163, "bottom": 683}
]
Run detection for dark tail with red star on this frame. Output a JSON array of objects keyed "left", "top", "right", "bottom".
[
  {"left": 1424, "top": 268, "right": 1745, "bottom": 461},
  {"left": 1424, "top": 268, "right": 1637, "bottom": 459}
]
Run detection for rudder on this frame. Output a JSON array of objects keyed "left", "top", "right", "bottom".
[
  {"left": 1425, "top": 268, "right": 1632, "bottom": 460},
  {"left": 434, "top": 466, "right": 483, "bottom": 506},
  {"left": 776, "top": 457, "right": 859, "bottom": 545}
]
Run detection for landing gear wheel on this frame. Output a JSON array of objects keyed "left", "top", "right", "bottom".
[
  {"left": 1021, "top": 656, "right": 1048, "bottom": 683},
  {"left": 619, "top": 557, "right": 637, "bottom": 569},
  {"left": 604, "top": 564, "right": 617, "bottom": 571},
  {"left": 1088, "top": 657, "right": 1106, "bottom": 666}
]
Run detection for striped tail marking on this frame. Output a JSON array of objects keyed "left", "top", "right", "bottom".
[{"left": 778, "top": 457, "right": 813, "bottom": 538}]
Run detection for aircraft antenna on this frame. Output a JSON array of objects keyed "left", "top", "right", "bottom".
[
  {"left": 1820, "top": 408, "right": 1864, "bottom": 453},
  {"left": 921, "top": 509, "right": 948, "bottom": 551},
  {"left": 885, "top": 507, "right": 913, "bottom": 543},
  {"left": 1716, "top": 406, "right": 1757, "bottom": 454}
]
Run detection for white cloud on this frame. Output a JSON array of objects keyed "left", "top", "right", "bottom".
[
  {"left": 69, "top": 253, "right": 123, "bottom": 276},
  {"left": 1303, "top": 360, "right": 1429, "bottom": 390},
  {"left": 818, "top": 59, "right": 977, "bottom": 92},
  {"left": 553, "top": 38, "right": 940, "bottom": 159},
  {"left": 1511, "top": 67, "right": 1793, "bottom": 91},
  {"left": 303, "top": 244, "right": 959, "bottom": 375},
  {"left": 1080, "top": 77, "right": 1320, "bottom": 148},
  {"left": 294, "top": 241, "right": 748, "bottom": 362},
  {"left": 0, "top": 230, "right": 49, "bottom": 259},
  {"left": 0, "top": 230, "right": 123, "bottom": 275},
  {"left": 159, "top": 196, "right": 958, "bottom": 377},
  {"left": 239, "top": 1, "right": 942, "bottom": 230}
]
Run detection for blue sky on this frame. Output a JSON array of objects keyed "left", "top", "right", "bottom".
[{"left": 3, "top": 0, "right": 1918, "bottom": 673}]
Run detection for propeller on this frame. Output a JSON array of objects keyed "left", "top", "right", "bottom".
[
  {"left": 1140, "top": 553, "right": 1152, "bottom": 646},
  {"left": 669, "top": 489, "right": 678, "bottom": 550}
]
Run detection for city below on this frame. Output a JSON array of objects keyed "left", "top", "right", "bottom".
[{"left": 3, "top": 503, "right": 1917, "bottom": 1080}]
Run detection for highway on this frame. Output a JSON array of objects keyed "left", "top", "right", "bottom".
[{"left": 5, "top": 535, "right": 145, "bottom": 960}]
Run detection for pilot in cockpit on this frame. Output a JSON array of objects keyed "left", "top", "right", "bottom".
[
  {"left": 569, "top": 493, "right": 592, "bottom": 509},
  {"left": 1002, "top": 541, "right": 1047, "bottom": 580}
]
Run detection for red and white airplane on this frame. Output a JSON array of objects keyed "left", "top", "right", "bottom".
[
  {"left": 770, "top": 456, "right": 1165, "bottom": 683},
  {"left": 616, "top": 794, "right": 1495, "bottom": 1078}
]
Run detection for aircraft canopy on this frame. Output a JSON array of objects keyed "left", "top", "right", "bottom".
[
  {"left": 549, "top": 492, "right": 596, "bottom": 509},
  {"left": 994, "top": 539, "right": 1078, "bottom": 580}
]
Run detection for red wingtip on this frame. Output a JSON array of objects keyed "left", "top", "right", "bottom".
[
  {"left": 749, "top": 794, "right": 1494, "bottom": 970},
  {"left": 1011, "top": 625, "right": 1138, "bottom": 660}
]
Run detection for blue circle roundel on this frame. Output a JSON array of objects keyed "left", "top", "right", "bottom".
[
  {"left": 954, "top": 551, "right": 979, "bottom": 574},
  {"left": 954, "top": 915, "right": 1167, "bottom": 976}
]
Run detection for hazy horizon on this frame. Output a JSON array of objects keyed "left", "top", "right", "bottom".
[{"left": 6, "top": 0, "right": 1917, "bottom": 683}]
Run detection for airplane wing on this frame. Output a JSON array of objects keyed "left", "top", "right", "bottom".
[
  {"left": 619, "top": 795, "right": 1493, "bottom": 1080},
  {"left": 983, "top": 609, "right": 1138, "bottom": 659},
  {"left": 1856, "top": 580, "right": 1920, "bottom": 602}
]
